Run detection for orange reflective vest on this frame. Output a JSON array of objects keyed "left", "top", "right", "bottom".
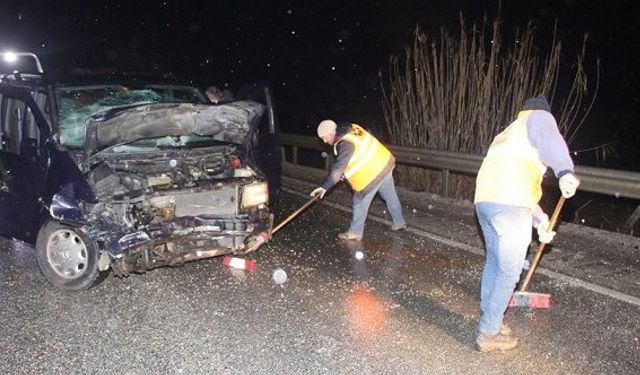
[{"left": 334, "top": 124, "right": 394, "bottom": 193}]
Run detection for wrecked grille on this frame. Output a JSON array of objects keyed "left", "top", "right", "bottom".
[{"left": 152, "top": 187, "right": 238, "bottom": 217}]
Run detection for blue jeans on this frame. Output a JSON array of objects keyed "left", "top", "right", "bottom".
[
  {"left": 475, "top": 202, "right": 532, "bottom": 335},
  {"left": 349, "top": 172, "right": 406, "bottom": 236}
]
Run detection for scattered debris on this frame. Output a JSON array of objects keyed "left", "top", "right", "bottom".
[
  {"left": 222, "top": 256, "right": 256, "bottom": 271},
  {"left": 272, "top": 268, "right": 288, "bottom": 285}
]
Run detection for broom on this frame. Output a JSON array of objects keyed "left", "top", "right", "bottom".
[{"left": 508, "top": 196, "right": 566, "bottom": 309}]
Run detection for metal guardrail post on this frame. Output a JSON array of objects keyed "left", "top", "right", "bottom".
[
  {"left": 292, "top": 146, "right": 298, "bottom": 165},
  {"left": 442, "top": 169, "right": 450, "bottom": 197}
]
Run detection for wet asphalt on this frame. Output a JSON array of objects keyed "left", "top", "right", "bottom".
[{"left": 0, "top": 192, "right": 639, "bottom": 374}]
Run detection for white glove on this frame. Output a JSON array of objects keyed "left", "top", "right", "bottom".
[
  {"left": 536, "top": 220, "right": 556, "bottom": 244},
  {"left": 310, "top": 187, "right": 326, "bottom": 199},
  {"left": 559, "top": 173, "right": 580, "bottom": 198}
]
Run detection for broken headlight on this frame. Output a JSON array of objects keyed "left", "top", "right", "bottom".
[{"left": 242, "top": 182, "right": 269, "bottom": 208}]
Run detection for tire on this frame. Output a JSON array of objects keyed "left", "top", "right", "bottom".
[{"left": 35, "top": 221, "right": 103, "bottom": 291}]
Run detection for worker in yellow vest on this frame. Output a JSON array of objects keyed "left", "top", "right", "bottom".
[
  {"left": 474, "top": 95, "right": 580, "bottom": 353},
  {"left": 310, "top": 120, "right": 406, "bottom": 241}
]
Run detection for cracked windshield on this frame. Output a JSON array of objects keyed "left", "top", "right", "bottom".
[{"left": 55, "top": 84, "right": 207, "bottom": 149}]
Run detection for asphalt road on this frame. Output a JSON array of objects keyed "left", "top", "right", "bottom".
[{"left": 0, "top": 192, "right": 638, "bottom": 374}]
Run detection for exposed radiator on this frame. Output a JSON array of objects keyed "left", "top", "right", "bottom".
[{"left": 151, "top": 187, "right": 238, "bottom": 217}]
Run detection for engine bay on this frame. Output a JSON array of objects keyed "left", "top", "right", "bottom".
[{"left": 68, "top": 143, "right": 271, "bottom": 274}]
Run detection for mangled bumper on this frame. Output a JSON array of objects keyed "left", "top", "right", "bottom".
[{"left": 98, "top": 211, "right": 272, "bottom": 275}]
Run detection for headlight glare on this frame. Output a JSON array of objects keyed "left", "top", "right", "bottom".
[{"left": 242, "top": 182, "right": 269, "bottom": 208}]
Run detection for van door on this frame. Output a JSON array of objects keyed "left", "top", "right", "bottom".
[
  {"left": 238, "top": 82, "right": 282, "bottom": 203},
  {"left": 0, "top": 88, "right": 48, "bottom": 243}
]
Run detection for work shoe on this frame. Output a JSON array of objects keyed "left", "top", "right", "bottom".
[
  {"left": 337, "top": 232, "right": 363, "bottom": 241},
  {"left": 391, "top": 223, "right": 407, "bottom": 231},
  {"left": 476, "top": 332, "right": 518, "bottom": 353},
  {"left": 500, "top": 324, "right": 513, "bottom": 336}
]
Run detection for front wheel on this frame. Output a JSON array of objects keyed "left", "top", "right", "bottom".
[{"left": 35, "top": 221, "right": 104, "bottom": 291}]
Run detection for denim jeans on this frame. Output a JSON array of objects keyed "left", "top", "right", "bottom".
[
  {"left": 349, "top": 172, "right": 406, "bottom": 236},
  {"left": 475, "top": 202, "right": 532, "bottom": 335}
]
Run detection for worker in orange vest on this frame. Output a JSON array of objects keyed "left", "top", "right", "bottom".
[{"left": 310, "top": 120, "right": 406, "bottom": 241}]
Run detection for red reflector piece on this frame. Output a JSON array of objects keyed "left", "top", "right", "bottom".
[
  {"left": 230, "top": 158, "right": 242, "bottom": 169},
  {"left": 222, "top": 256, "right": 256, "bottom": 271}
]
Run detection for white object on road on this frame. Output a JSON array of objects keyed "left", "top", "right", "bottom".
[
  {"left": 272, "top": 268, "right": 288, "bottom": 285},
  {"left": 223, "top": 256, "right": 256, "bottom": 271},
  {"left": 355, "top": 251, "right": 364, "bottom": 260}
]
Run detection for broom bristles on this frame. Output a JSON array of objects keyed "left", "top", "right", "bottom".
[{"left": 508, "top": 292, "right": 552, "bottom": 309}]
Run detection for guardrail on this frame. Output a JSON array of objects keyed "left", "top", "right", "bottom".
[{"left": 280, "top": 133, "right": 640, "bottom": 201}]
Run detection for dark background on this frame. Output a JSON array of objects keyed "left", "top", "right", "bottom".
[{"left": 1, "top": 0, "right": 638, "bottom": 169}]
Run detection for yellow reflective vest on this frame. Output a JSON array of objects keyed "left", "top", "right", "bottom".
[
  {"left": 474, "top": 111, "right": 548, "bottom": 208},
  {"left": 334, "top": 124, "right": 394, "bottom": 193}
]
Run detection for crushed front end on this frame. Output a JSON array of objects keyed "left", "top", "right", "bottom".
[
  {"left": 48, "top": 94, "right": 275, "bottom": 276},
  {"left": 73, "top": 145, "right": 273, "bottom": 276}
]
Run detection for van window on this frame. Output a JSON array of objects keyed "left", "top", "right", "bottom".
[{"left": 0, "top": 97, "right": 39, "bottom": 154}]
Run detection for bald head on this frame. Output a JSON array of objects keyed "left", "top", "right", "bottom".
[
  {"left": 317, "top": 120, "right": 337, "bottom": 136},
  {"left": 317, "top": 119, "right": 337, "bottom": 145}
]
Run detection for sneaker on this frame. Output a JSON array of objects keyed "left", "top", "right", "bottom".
[
  {"left": 391, "top": 223, "right": 407, "bottom": 231},
  {"left": 337, "top": 232, "right": 363, "bottom": 241},
  {"left": 500, "top": 324, "right": 513, "bottom": 336},
  {"left": 476, "top": 332, "right": 518, "bottom": 353}
]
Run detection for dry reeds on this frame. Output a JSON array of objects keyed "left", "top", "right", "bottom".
[{"left": 380, "top": 17, "right": 599, "bottom": 197}]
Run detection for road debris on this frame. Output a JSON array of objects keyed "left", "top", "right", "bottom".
[
  {"left": 222, "top": 256, "right": 256, "bottom": 271},
  {"left": 272, "top": 268, "right": 288, "bottom": 285}
]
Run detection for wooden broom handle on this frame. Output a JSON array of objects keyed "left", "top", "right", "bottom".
[
  {"left": 272, "top": 195, "right": 321, "bottom": 235},
  {"left": 518, "top": 196, "right": 566, "bottom": 292}
]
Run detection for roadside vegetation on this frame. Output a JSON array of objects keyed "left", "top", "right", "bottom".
[{"left": 379, "top": 17, "right": 601, "bottom": 199}]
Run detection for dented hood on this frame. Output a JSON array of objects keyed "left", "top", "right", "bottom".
[{"left": 84, "top": 101, "right": 265, "bottom": 154}]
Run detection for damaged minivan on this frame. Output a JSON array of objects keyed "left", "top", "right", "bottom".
[{"left": 0, "top": 53, "right": 277, "bottom": 290}]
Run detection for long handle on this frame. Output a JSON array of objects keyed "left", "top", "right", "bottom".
[
  {"left": 518, "top": 196, "right": 566, "bottom": 292},
  {"left": 272, "top": 195, "right": 321, "bottom": 235}
]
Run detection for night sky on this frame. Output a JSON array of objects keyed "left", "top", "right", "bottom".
[{"left": 1, "top": 0, "right": 638, "bottom": 168}]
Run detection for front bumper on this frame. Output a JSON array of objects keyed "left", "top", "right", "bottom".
[{"left": 105, "top": 211, "right": 273, "bottom": 274}]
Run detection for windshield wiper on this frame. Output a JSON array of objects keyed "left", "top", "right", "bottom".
[{"left": 90, "top": 102, "right": 154, "bottom": 122}]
